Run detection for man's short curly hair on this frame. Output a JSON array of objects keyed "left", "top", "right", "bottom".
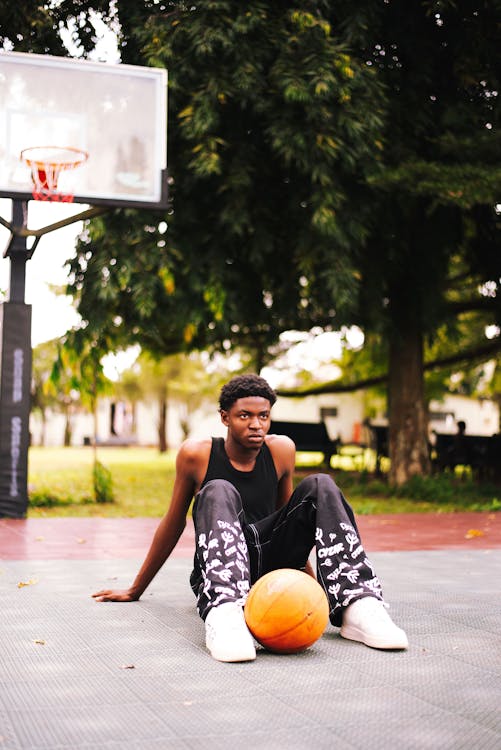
[{"left": 219, "top": 374, "right": 277, "bottom": 412}]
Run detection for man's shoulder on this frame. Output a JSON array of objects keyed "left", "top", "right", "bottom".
[
  {"left": 178, "top": 437, "right": 213, "bottom": 461},
  {"left": 263, "top": 434, "right": 295, "bottom": 480},
  {"left": 176, "top": 437, "right": 213, "bottom": 484},
  {"left": 264, "top": 433, "right": 296, "bottom": 469},
  {"left": 265, "top": 433, "right": 295, "bottom": 451}
]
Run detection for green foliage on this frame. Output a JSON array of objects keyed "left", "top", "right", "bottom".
[
  {"left": 31, "top": 340, "right": 61, "bottom": 422},
  {"left": 28, "top": 447, "right": 177, "bottom": 517},
  {"left": 27, "top": 447, "right": 500, "bottom": 517},
  {"left": 63, "top": 2, "right": 386, "bottom": 363},
  {"left": 93, "top": 460, "right": 114, "bottom": 503},
  {"left": 73, "top": 2, "right": 500, "bottom": 377},
  {"left": 8, "top": 1, "right": 501, "bottom": 483},
  {"left": 336, "top": 471, "right": 501, "bottom": 513},
  {"left": 368, "top": 161, "right": 501, "bottom": 210},
  {"left": 53, "top": 330, "right": 114, "bottom": 409},
  {"left": 29, "top": 492, "right": 94, "bottom": 509},
  {"left": 0, "top": 1, "right": 115, "bottom": 56},
  {"left": 114, "top": 350, "right": 233, "bottom": 448}
]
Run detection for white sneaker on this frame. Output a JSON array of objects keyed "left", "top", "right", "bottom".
[
  {"left": 205, "top": 602, "right": 256, "bottom": 662},
  {"left": 340, "top": 597, "right": 408, "bottom": 650}
]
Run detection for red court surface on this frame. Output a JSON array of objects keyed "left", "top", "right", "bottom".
[{"left": 1, "top": 512, "right": 500, "bottom": 559}]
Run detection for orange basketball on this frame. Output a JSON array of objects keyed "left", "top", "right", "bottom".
[{"left": 244, "top": 568, "right": 329, "bottom": 654}]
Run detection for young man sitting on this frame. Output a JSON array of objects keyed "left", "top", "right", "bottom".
[{"left": 93, "top": 374, "right": 408, "bottom": 662}]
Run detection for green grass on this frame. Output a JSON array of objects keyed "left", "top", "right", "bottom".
[
  {"left": 28, "top": 447, "right": 177, "bottom": 517},
  {"left": 27, "top": 446, "right": 501, "bottom": 518}
]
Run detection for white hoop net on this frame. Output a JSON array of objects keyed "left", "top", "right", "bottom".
[{"left": 20, "top": 146, "right": 88, "bottom": 203}]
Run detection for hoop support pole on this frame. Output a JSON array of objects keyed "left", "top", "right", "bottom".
[{"left": 2, "top": 206, "right": 109, "bottom": 255}]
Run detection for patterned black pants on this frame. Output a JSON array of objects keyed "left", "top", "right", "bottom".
[{"left": 190, "top": 474, "right": 384, "bottom": 625}]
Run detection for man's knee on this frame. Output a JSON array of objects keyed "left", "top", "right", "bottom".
[
  {"left": 200, "top": 478, "right": 240, "bottom": 498},
  {"left": 296, "top": 473, "right": 337, "bottom": 496},
  {"left": 294, "top": 473, "right": 348, "bottom": 515},
  {"left": 194, "top": 479, "right": 242, "bottom": 518}
]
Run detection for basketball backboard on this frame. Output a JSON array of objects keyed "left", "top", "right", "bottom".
[{"left": 0, "top": 51, "right": 168, "bottom": 208}]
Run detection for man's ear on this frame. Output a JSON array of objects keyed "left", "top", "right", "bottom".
[{"left": 220, "top": 409, "right": 229, "bottom": 426}]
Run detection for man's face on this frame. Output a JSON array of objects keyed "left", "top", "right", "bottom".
[{"left": 221, "top": 396, "right": 272, "bottom": 449}]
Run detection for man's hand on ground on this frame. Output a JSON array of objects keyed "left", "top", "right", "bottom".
[{"left": 92, "top": 589, "right": 139, "bottom": 602}]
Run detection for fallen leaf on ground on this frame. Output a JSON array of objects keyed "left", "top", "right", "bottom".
[
  {"left": 465, "top": 529, "right": 484, "bottom": 539},
  {"left": 17, "top": 578, "right": 38, "bottom": 588}
]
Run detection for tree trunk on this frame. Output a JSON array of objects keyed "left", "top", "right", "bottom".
[
  {"left": 131, "top": 402, "right": 137, "bottom": 434},
  {"left": 158, "top": 394, "right": 168, "bottom": 453},
  {"left": 41, "top": 409, "right": 47, "bottom": 447},
  {"left": 388, "top": 325, "right": 431, "bottom": 485},
  {"left": 63, "top": 407, "right": 72, "bottom": 447},
  {"left": 92, "top": 396, "right": 98, "bottom": 468}
]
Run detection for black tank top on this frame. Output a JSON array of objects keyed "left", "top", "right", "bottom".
[{"left": 200, "top": 437, "right": 278, "bottom": 523}]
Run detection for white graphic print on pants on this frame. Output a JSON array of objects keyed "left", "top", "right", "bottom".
[
  {"left": 197, "top": 518, "right": 250, "bottom": 611},
  {"left": 317, "top": 521, "right": 383, "bottom": 616}
]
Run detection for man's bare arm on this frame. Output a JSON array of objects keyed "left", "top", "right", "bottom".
[
  {"left": 92, "top": 509, "right": 187, "bottom": 602},
  {"left": 266, "top": 433, "right": 295, "bottom": 509},
  {"left": 92, "top": 440, "right": 207, "bottom": 602}
]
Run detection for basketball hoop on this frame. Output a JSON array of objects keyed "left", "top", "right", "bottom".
[{"left": 20, "top": 146, "right": 88, "bottom": 203}]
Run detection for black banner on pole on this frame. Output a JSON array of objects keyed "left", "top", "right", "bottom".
[{"left": 0, "top": 302, "right": 32, "bottom": 518}]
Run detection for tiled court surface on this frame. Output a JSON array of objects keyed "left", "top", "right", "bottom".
[
  {"left": 1, "top": 511, "right": 500, "bottom": 559},
  {"left": 1, "top": 515, "right": 501, "bottom": 749}
]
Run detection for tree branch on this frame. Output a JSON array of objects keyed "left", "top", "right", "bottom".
[
  {"left": 275, "top": 339, "right": 501, "bottom": 397},
  {"left": 446, "top": 297, "right": 500, "bottom": 315}
]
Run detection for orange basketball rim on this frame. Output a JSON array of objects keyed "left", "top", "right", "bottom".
[{"left": 20, "top": 146, "right": 88, "bottom": 203}]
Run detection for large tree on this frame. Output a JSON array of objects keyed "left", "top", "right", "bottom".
[
  {"left": 66, "top": 1, "right": 384, "bottom": 368},
  {"left": 3, "top": 2, "right": 500, "bottom": 485},
  {"left": 331, "top": 1, "right": 501, "bottom": 483},
  {"left": 278, "top": 1, "right": 501, "bottom": 482},
  {"left": 74, "top": 1, "right": 501, "bottom": 484}
]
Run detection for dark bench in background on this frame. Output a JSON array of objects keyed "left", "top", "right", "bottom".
[
  {"left": 270, "top": 421, "right": 500, "bottom": 478},
  {"left": 270, "top": 420, "right": 339, "bottom": 466},
  {"left": 365, "top": 424, "right": 389, "bottom": 476},
  {"left": 432, "top": 433, "right": 501, "bottom": 479},
  {"left": 366, "top": 425, "right": 500, "bottom": 479}
]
